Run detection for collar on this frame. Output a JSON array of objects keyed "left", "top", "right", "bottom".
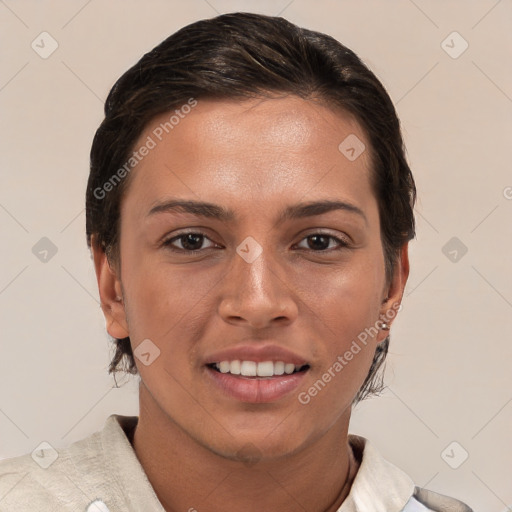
[
  {"left": 102, "top": 415, "right": 415, "bottom": 512},
  {"left": 338, "top": 434, "right": 415, "bottom": 511},
  {"left": 101, "top": 414, "right": 165, "bottom": 511}
]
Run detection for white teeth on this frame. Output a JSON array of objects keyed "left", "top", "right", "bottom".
[
  {"left": 240, "top": 360, "right": 257, "bottom": 376},
  {"left": 284, "top": 363, "right": 295, "bottom": 375},
  {"left": 230, "top": 360, "right": 241, "bottom": 375},
  {"left": 274, "top": 361, "right": 285, "bottom": 375},
  {"left": 213, "top": 360, "right": 306, "bottom": 377},
  {"left": 219, "top": 361, "right": 230, "bottom": 373},
  {"left": 257, "top": 361, "right": 274, "bottom": 377}
]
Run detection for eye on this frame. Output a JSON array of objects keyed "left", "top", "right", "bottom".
[
  {"left": 162, "top": 232, "right": 218, "bottom": 253},
  {"left": 162, "top": 231, "right": 350, "bottom": 254},
  {"left": 295, "top": 233, "right": 350, "bottom": 252}
]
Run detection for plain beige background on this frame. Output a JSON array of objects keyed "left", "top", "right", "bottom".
[{"left": 1, "top": 1, "right": 511, "bottom": 510}]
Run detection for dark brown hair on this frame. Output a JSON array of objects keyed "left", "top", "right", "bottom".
[{"left": 86, "top": 12, "right": 416, "bottom": 402}]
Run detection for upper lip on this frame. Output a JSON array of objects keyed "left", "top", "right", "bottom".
[{"left": 204, "top": 343, "right": 309, "bottom": 366}]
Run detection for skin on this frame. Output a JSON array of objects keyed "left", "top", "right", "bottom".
[{"left": 92, "top": 95, "right": 409, "bottom": 512}]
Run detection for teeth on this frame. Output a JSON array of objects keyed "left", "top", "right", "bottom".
[
  {"left": 219, "top": 361, "right": 230, "bottom": 373},
  {"left": 257, "top": 361, "right": 274, "bottom": 377},
  {"left": 230, "top": 360, "right": 241, "bottom": 375},
  {"left": 274, "top": 361, "right": 285, "bottom": 375},
  {"left": 284, "top": 363, "right": 295, "bottom": 375},
  {"left": 240, "top": 361, "right": 257, "bottom": 376},
  {"left": 213, "top": 360, "right": 306, "bottom": 377}
]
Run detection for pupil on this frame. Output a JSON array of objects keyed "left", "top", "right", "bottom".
[
  {"left": 182, "top": 234, "right": 203, "bottom": 250},
  {"left": 308, "top": 235, "right": 329, "bottom": 250}
]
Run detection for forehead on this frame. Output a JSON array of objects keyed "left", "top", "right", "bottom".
[
  {"left": 147, "top": 95, "right": 369, "bottom": 154},
  {"left": 122, "top": 95, "right": 375, "bottom": 219}
]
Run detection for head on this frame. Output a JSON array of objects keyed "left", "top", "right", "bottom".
[{"left": 86, "top": 13, "right": 415, "bottom": 460}]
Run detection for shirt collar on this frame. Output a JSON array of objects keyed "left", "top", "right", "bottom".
[
  {"left": 102, "top": 414, "right": 166, "bottom": 511},
  {"left": 102, "top": 415, "right": 415, "bottom": 512},
  {"left": 338, "top": 434, "right": 415, "bottom": 512}
]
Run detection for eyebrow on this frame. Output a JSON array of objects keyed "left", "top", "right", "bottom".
[{"left": 147, "top": 198, "right": 368, "bottom": 226}]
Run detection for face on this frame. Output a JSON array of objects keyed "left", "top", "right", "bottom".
[{"left": 94, "top": 95, "right": 408, "bottom": 461}]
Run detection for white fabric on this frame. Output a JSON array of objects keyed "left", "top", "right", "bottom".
[
  {"left": 0, "top": 414, "right": 473, "bottom": 511},
  {"left": 339, "top": 433, "right": 416, "bottom": 511},
  {"left": 402, "top": 497, "right": 432, "bottom": 512}
]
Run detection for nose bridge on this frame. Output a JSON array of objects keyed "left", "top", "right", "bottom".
[
  {"left": 218, "top": 234, "right": 296, "bottom": 326},
  {"left": 234, "top": 237, "right": 280, "bottom": 301}
]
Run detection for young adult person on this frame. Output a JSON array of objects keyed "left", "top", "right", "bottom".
[{"left": 0, "top": 12, "right": 473, "bottom": 512}]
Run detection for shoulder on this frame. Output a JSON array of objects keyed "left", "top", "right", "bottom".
[
  {"left": 412, "top": 487, "right": 475, "bottom": 512},
  {"left": 0, "top": 450, "right": 66, "bottom": 511},
  {"left": 346, "top": 434, "right": 474, "bottom": 512},
  {"left": 0, "top": 414, "right": 137, "bottom": 511}
]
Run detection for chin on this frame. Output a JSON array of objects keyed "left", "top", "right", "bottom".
[
  {"left": 208, "top": 436, "right": 304, "bottom": 464},
  {"left": 199, "top": 420, "right": 316, "bottom": 464}
]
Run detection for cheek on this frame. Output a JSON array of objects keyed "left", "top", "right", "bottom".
[
  {"left": 123, "top": 249, "right": 383, "bottom": 347},
  {"left": 298, "top": 258, "right": 383, "bottom": 337},
  {"left": 121, "top": 255, "right": 225, "bottom": 361},
  {"left": 294, "top": 268, "right": 382, "bottom": 415},
  {"left": 294, "top": 255, "right": 384, "bottom": 402}
]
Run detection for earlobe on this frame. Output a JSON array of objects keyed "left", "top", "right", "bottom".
[
  {"left": 377, "top": 243, "right": 410, "bottom": 342},
  {"left": 91, "top": 237, "right": 130, "bottom": 339}
]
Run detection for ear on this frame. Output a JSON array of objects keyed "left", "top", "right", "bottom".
[
  {"left": 91, "top": 236, "right": 130, "bottom": 339},
  {"left": 376, "top": 243, "right": 410, "bottom": 343}
]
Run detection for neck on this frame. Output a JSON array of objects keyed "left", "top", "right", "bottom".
[{"left": 132, "top": 383, "right": 359, "bottom": 512}]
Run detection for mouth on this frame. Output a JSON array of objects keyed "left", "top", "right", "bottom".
[
  {"left": 208, "top": 360, "right": 310, "bottom": 378},
  {"left": 205, "top": 359, "right": 310, "bottom": 403}
]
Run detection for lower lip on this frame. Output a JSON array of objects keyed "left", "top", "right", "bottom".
[{"left": 206, "top": 367, "right": 308, "bottom": 403}]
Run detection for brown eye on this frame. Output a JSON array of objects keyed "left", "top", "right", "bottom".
[
  {"left": 295, "top": 233, "right": 349, "bottom": 252},
  {"left": 163, "top": 232, "right": 216, "bottom": 253}
]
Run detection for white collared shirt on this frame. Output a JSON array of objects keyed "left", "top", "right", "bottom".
[
  {"left": 0, "top": 415, "right": 473, "bottom": 511},
  {"left": 341, "top": 435, "right": 472, "bottom": 511}
]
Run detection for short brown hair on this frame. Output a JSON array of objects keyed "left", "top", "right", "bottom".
[{"left": 86, "top": 12, "right": 416, "bottom": 402}]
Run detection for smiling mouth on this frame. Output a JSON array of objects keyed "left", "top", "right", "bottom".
[{"left": 207, "top": 360, "right": 310, "bottom": 378}]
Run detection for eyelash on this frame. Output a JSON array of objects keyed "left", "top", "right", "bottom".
[{"left": 161, "top": 231, "right": 351, "bottom": 254}]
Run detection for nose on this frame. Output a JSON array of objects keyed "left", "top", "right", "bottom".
[{"left": 218, "top": 247, "right": 298, "bottom": 329}]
